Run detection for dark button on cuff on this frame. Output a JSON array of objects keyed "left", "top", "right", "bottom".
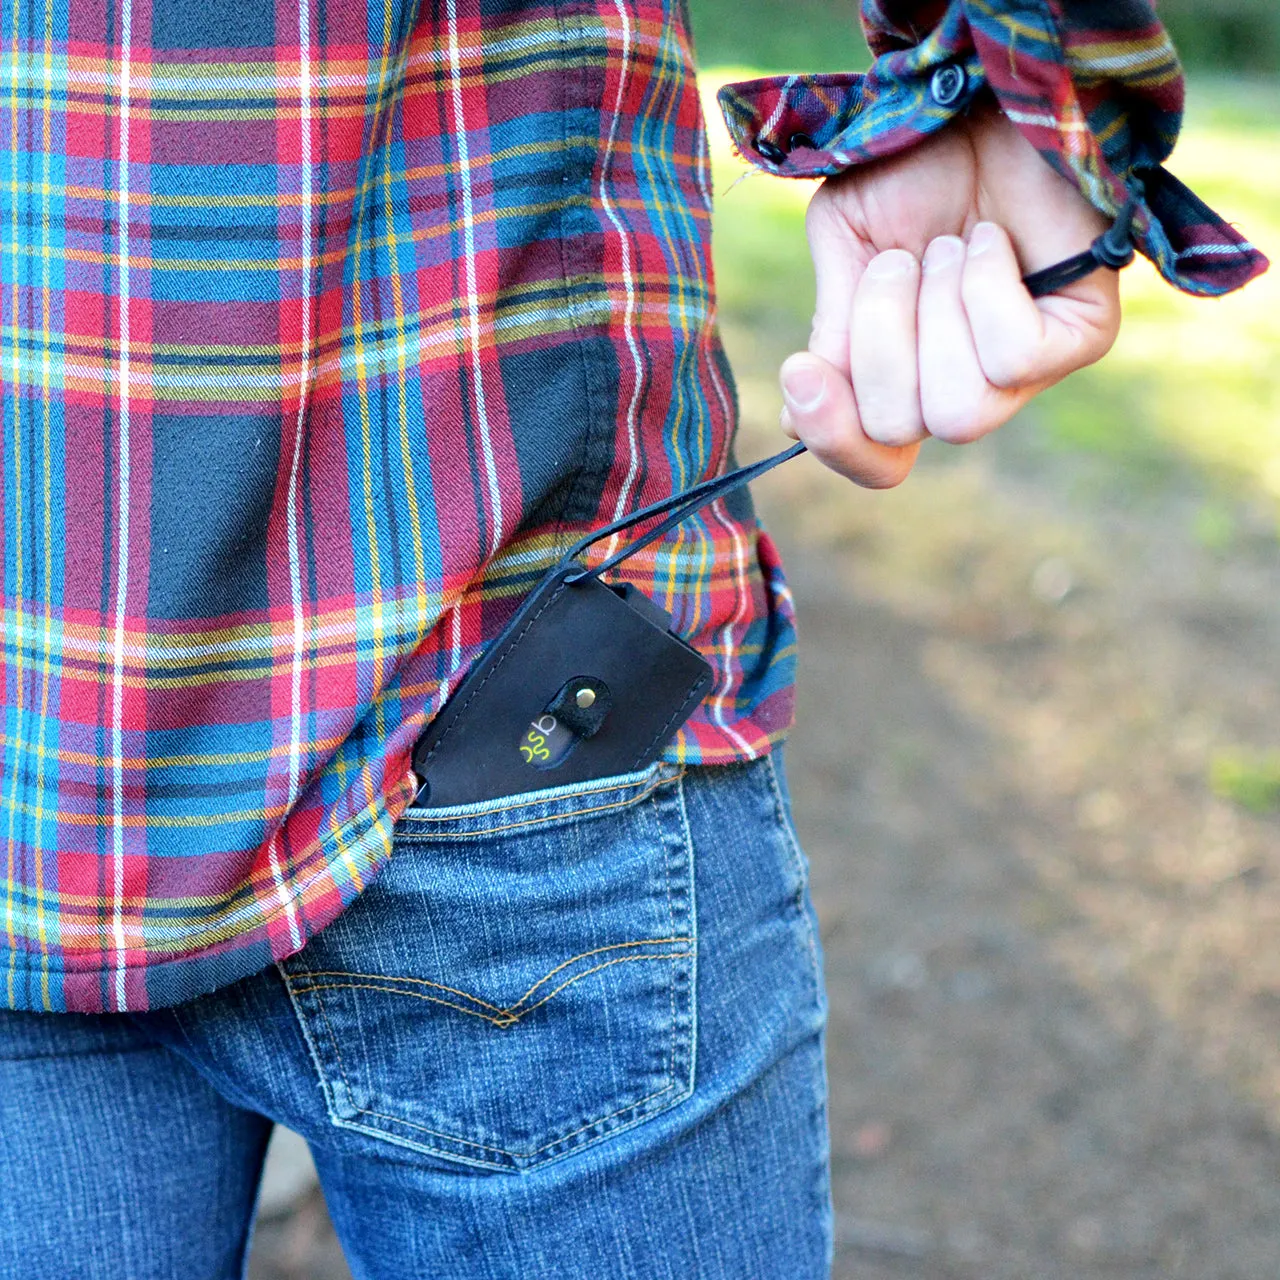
[
  {"left": 788, "top": 132, "right": 816, "bottom": 152},
  {"left": 929, "top": 62, "right": 967, "bottom": 108},
  {"left": 754, "top": 136, "right": 786, "bottom": 165}
]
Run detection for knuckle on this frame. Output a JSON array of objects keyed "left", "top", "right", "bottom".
[
  {"left": 982, "top": 344, "right": 1038, "bottom": 389},
  {"left": 805, "top": 188, "right": 846, "bottom": 242},
  {"left": 924, "top": 402, "right": 984, "bottom": 444},
  {"left": 804, "top": 420, "right": 916, "bottom": 490},
  {"left": 1060, "top": 307, "right": 1121, "bottom": 375},
  {"left": 856, "top": 393, "right": 924, "bottom": 448},
  {"left": 869, "top": 423, "right": 926, "bottom": 449},
  {"left": 1096, "top": 313, "right": 1121, "bottom": 361},
  {"left": 805, "top": 187, "right": 833, "bottom": 225},
  {"left": 861, "top": 453, "right": 917, "bottom": 490}
]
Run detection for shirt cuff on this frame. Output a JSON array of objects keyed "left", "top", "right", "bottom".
[
  {"left": 716, "top": 8, "right": 1267, "bottom": 298},
  {"left": 717, "top": 3, "right": 984, "bottom": 179}
]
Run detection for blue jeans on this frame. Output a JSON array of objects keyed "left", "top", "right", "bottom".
[{"left": 0, "top": 755, "right": 831, "bottom": 1279}]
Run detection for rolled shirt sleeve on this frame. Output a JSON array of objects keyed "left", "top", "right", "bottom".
[{"left": 716, "top": 0, "right": 1268, "bottom": 297}]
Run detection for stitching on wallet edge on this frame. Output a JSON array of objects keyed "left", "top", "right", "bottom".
[
  {"left": 419, "top": 581, "right": 570, "bottom": 772},
  {"left": 630, "top": 675, "right": 710, "bottom": 771}
]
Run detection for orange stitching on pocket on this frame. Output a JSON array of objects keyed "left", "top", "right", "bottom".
[
  {"left": 398, "top": 769, "right": 684, "bottom": 840},
  {"left": 296, "top": 972, "right": 512, "bottom": 1015},
  {"left": 509, "top": 939, "right": 687, "bottom": 1007},
  {"left": 298, "top": 938, "right": 690, "bottom": 1017},
  {"left": 289, "top": 982, "right": 518, "bottom": 1026},
  {"left": 506, "top": 952, "right": 694, "bottom": 1020},
  {"left": 290, "top": 953, "right": 691, "bottom": 1030}
]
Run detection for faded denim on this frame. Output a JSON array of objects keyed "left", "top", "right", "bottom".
[{"left": 0, "top": 754, "right": 831, "bottom": 1279}]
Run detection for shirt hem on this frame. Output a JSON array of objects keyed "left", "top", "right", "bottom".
[{"left": 0, "top": 779, "right": 409, "bottom": 1014}]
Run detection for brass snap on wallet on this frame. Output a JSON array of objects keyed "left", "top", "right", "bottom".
[{"left": 410, "top": 567, "right": 713, "bottom": 808}]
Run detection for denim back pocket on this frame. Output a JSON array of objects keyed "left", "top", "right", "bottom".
[{"left": 279, "top": 762, "right": 695, "bottom": 1172}]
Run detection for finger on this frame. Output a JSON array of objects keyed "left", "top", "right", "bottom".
[
  {"left": 962, "top": 222, "right": 1119, "bottom": 389},
  {"left": 918, "top": 235, "right": 1005, "bottom": 444},
  {"left": 967, "top": 103, "right": 1108, "bottom": 276},
  {"left": 779, "top": 352, "right": 919, "bottom": 489},
  {"left": 804, "top": 187, "right": 868, "bottom": 374},
  {"left": 850, "top": 249, "right": 926, "bottom": 446}
]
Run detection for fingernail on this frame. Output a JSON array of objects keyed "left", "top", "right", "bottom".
[
  {"left": 969, "top": 222, "right": 999, "bottom": 256},
  {"left": 779, "top": 407, "right": 799, "bottom": 440},
  {"left": 923, "top": 236, "right": 964, "bottom": 274},
  {"left": 781, "top": 357, "right": 826, "bottom": 412},
  {"left": 866, "top": 249, "right": 917, "bottom": 280}
]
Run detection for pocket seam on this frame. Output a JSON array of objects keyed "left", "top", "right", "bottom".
[
  {"left": 397, "top": 765, "right": 683, "bottom": 839},
  {"left": 297, "top": 936, "right": 690, "bottom": 1018},
  {"left": 291, "top": 957, "right": 693, "bottom": 1161},
  {"left": 764, "top": 753, "right": 822, "bottom": 1002}
]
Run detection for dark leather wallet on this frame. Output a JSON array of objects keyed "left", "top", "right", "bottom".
[{"left": 410, "top": 567, "right": 713, "bottom": 808}]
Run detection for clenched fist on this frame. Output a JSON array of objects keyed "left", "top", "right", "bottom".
[{"left": 780, "top": 100, "right": 1122, "bottom": 488}]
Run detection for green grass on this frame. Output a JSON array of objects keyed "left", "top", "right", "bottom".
[
  {"left": 1210, "top": 749, "right": 1280, "bottom": 814},
  {"left": 688, "top": 0, "right": 868, "bottom": 74},
  {"left": 1160, "top": 1, "right": 1280, "bottom": 73}
]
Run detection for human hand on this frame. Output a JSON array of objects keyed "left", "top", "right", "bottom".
[{"left": 779, "top": 101, "right": 1121, "bottom": 488}]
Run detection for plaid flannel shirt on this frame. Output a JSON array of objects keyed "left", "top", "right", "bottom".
[{"left": 1, "top": 0, "right": 1261, "bottom": 1013}]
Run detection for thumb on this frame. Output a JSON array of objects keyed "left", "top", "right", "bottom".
[{"left": 780, "top": 352, "right": 919, "bottom": 490}]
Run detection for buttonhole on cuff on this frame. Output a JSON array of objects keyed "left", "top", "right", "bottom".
[{"left": 754, "top": 136, "right": 786, "bottom": 165}]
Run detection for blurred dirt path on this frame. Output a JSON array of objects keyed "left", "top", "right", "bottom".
[
  {"left": 779, "top": 543, "right": 1280, "bottom": 1280},
  {"left": 251, "top": 429, "right": 1280, "bottom": 1280}
]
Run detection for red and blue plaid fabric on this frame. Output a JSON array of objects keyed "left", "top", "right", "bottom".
[
  {"left": 1, "top": 0, "right": 802, "bottom": 1013},
  {"left": 0, "top": 0, "right": 1259, "bottom": 1014},
  {"left": 719, "top": 0, "right": 1268, "bottom": 296}
]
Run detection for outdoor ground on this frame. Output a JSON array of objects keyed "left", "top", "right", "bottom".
[{"left": 249, "top": 59, "right": 1280, "bottom": 1280}]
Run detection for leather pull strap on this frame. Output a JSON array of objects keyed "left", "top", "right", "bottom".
[
  {"left": 560, "top": 441, "right": 807, "bottom": 583},
  {"left": 1021, "top": 194, "right": 1138, "bottom": 298},
  {"left": 559, "top": 211, "right": 1139, "bottom": 582}
]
